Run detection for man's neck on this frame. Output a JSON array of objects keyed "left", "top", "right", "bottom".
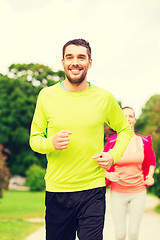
[{"left": 63, "top": 79, "right": 89, "bottom": 92}]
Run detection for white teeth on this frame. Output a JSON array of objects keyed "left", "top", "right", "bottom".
[{"left": 71, "top": 69, "right": 80, "bottom": 74}]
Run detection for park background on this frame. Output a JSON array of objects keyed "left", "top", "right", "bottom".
[{"left": 0, "top": 0, "right": 160, "bottom": 240}]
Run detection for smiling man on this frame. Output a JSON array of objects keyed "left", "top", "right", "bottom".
[
  {"left": 61, "top": 41, "right": 92, "bottom": 91},
  {"left": 29, "top": 39, "right": 133, "bottom": 240},
  {"left": 62, "top": 44, "right": 91, "bottom": 85}
]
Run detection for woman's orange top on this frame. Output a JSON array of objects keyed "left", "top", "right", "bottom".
[{"left": 110, "top": 134, "right": 146, "bottom": 193}]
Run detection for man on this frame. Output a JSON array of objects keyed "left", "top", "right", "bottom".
[{"left": 30, "top": 39, "right": 132, "bottom": 240}]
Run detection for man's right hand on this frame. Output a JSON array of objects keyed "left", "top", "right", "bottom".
[{"left": 52, "top": 130, "right": 72, "bottom": 150}]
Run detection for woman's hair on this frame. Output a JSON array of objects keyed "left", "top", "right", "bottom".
[
  {"left": 122, "top": 106, "right": 135, "bottom": 117},
  {"left": 62, "top": 39, "right": 91, "bottom": 59}
]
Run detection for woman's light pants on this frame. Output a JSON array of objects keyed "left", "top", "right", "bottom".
[{"left": 110, "top": 190, "right": 146, "bottom": 240}]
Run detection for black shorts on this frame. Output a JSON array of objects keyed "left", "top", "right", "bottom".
[{"left": 45, "top": 187, "right": 106, "bottom": 240}]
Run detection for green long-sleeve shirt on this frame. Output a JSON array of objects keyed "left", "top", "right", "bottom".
[{"left": 30, "top": 82, "right": 132, "bottom": 192}]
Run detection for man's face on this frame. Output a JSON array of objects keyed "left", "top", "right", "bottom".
[{"left": 61, "top": 44, "right": 92, "bottom": 84}]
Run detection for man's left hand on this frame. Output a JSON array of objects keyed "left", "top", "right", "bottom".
[{"left": 92, "top": 152, "right": 114, "bottom": 170}]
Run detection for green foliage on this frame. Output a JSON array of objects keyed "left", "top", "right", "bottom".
[
  {"left": 0, "top": 74, "right": 45, "bottom": 175},
  {"left": 8, "top": 63, "right": 65, "bottom": 87},
  {"left": 155, "top": 202, "right": 160, "bottom": 214},
  {"left": 26, "top": 165, "right": 45, "bottom": 191},
  {"left": 135, "top": 94, "right": 160, "bottom": 198},
  {"left": 148, "top": 167, "right": 160, "bottom": 198},
  {"left": 0, "top": 63, "right": 64, "bottom": 176}
]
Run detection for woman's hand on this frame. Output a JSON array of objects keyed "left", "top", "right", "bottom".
[
  {"left": 105, "top": 171, "right": 119, "bottom": 182},
  {"left": 144, "top": 175, "right": 154, "bottom": 186}
]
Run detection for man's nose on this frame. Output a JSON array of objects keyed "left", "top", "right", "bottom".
[{"left": 72, "top": 57, "right": 79, "bottom": 65}]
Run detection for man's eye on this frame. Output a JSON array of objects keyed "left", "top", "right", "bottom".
[{"left": 67, "top": 56, "right": 72, "bottom": 59}]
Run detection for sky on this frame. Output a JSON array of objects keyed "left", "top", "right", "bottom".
[{"left": 0, "top": 0, "right": 160, "bottom": 117}]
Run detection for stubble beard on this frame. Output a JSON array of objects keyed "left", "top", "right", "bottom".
[
  {"left": 66, "top": 73, "right": 86, "bottom": 84},
  {"left": 65, "top": 66, "right": 88, "bottom": 85}
]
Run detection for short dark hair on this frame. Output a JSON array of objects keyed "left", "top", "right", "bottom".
[
  {"left": 122, "top": 106, "right": 135, "bottom": 117},
  {"left": 62, "top": 39, "right": 91, "bottom": 59}
]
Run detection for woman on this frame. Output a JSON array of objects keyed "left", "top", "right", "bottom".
[{"left": 104, "top": 106, "right": 156, "bottom": 240}]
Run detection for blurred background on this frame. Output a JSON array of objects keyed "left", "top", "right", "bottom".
[{"left": 0, "top": 1, "right": 159, "bottom": 239}]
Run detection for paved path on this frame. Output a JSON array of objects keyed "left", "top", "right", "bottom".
[{"left": 26, "top": 193, "right": 160, "bottom": 240}]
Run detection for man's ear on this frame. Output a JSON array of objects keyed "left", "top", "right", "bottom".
[
  {"left": 61, "top": 59, "right": 64, "bottom": 68},
  {"left": 88, "top": 58, "right": 92, "bottom": 69}
]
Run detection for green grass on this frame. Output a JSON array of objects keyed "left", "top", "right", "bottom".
[
  {"left": 0, "top": 220, "right": 44, "bottom": 240},
  {"left": 0, "top": 190, "right": 45, "bottom": 219},
  {"left": 155, "top": 204, "right": 160, "bottom": 214},
  {"left": 0, "top": 190, "right": 45, "bottom": 240},
  {"left": 147, "top": 192, "right": 160, "bottom": 215}
]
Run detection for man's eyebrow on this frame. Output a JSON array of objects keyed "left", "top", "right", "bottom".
[
  {"left": 78, "top": 54, "right": 86, "bottom": 57},
  {"left": 65, "top": 54, "right": 86, "bottom": 57},
  {"left": 65, "top": 54, "right": 72, "bottom": 57}
]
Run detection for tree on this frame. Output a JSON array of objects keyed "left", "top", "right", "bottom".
[
  {"left": 0, "top": 74, "right": 42, "bottom": 175},
  {"left": 135, "top": 94, "right": 160, "bottom": 197},
  {"left": 0, "top": 74, "right": 46, "bottom": 175},
  {"left": 8, "top": 63, "right": 65, "bottom": 87},
  {"left": 0, "top": 144, "right": 10, "bottom": 197},
  {"left": 0, "top": 63, "right": 65, "bottom": 176}
]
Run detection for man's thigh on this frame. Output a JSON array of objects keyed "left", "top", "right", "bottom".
[
  {"left": 76, "top": 187, "right": 106, "bottom": 240},
  {"left": 45, "top": 191, "right": 76, "bottom": 240}
]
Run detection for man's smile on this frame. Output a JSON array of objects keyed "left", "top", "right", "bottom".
[{"left": 69, "top": 68, "right": 83, "bottom": 75}]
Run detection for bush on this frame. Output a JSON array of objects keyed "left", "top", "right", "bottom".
[
  {"left": 26, "top": 164, "right": 45, "bottom": 191},
  {"left": 148, "top": 164, "right": 160, "bottom": 198}
]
